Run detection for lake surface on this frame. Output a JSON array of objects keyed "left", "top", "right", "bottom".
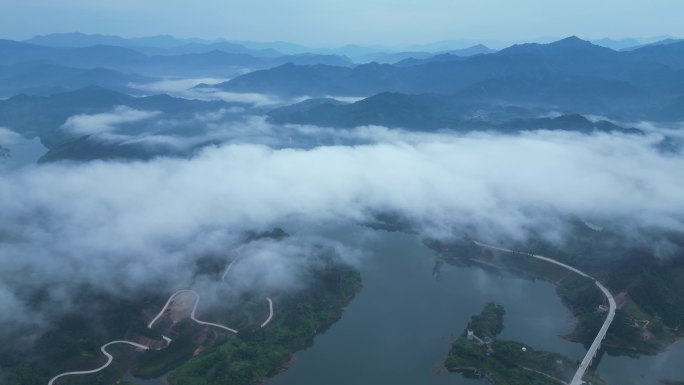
[
  {"left": 267, "top": 226, "right": 684, "bottom": 385},
  {"left": 599, "top": 338, "right": 684, "bottom": 385},
  {"left": 269, "top": 227, "right": 586, "bottom": 385}
]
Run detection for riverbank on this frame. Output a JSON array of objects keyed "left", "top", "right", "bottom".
[{"left": 426, "top": 238, "right": 684, "bottom": 356}]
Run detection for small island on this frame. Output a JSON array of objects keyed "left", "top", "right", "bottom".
[{"left": 445, "top": 303, "right": 607, "bottom": 385}]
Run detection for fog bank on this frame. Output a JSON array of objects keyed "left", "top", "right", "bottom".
[{"left": 0, "top": 128, "right": 682, "bottom": 343}]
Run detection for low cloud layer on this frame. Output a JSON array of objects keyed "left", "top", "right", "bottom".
[
  {"left": 0, "top": 127, "right": 22, "bottom": 145},
  {"left": 129, "top": 78, "right": 299, "bottom": 107},
  {"left": 0, "top": 127, "right": 682, "bottom": 345},
  {"left": 61, "top": 106, "right": 161, "bottom": 135},
  {"left": 130, "top": 78, "right": 365, "bottom": 108},
  {"left": 129, "top": 78, "right": 230, "bottom": 94}
]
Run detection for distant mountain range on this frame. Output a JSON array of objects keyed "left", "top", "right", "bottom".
[
  {"left": 21, "top": 33, "right": 501, "bottom": 64},
  {"left": 594, "top": 37, "right": 683, "bottom": 51},
  {"left": 26, "top": 32, "right": 215, "bottom": 48},
  {"left": 0, "top": 63, "right": 151, "bottom": 97},
  {"left": 21, "top": 32, "right": 684, "bottom": 56},
  {"left": 392, "top": 45, "right": 496, "bottom": 66},
  {"left": 352, "top": 44, "right": 496, "bottom": 64},
  {"left": 0, "top": 87, "right": 237, "bottom": 153},
  {"left": 0, "top": 38, "right": 353, "bottom": 80},
  {"left": 591, "top": 38, "right": 643, "bottom": 50},
  {"left": 268, "top": 92, "right": 642, "bottom": 134},
  {"left": 216, "top": 36, "right": 684, "bottom": 121},
  {"left": 26, "top": 32, "right": 283, "bottom": 57},
  {"left": 2, "top": 33, "right": 684, "bottom": 163}
]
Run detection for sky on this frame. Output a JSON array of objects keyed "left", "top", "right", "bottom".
[{"left": 1, "top": 0, "right": 683, "bottom": 46}]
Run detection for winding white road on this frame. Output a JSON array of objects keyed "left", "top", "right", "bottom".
[
  {"left": 261, "top": 297, "right": 274, "bottom": 328},
  {"left": 47, "top": 341, "right": 149, "bottom": 385},
  {"left": 222, "top": 255, "right": 275, "bottom": 329},
  {"left": 221, "top": 255, "right": 241, "bottom": 282},
  {"left": 47, "top": 255, "right": 270, "bottom": 385},
  {"left": 472, "top": 241, "right": 616, "bottom": 385},
  {"left": 148, "top": 289, "right": 238, "bottom": 333}
]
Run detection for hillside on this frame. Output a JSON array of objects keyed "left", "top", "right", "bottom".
[
  {"left": 218, "top": 37, "right": 684, "bottom": 121},
  {"left": 0, "top": 87, "right": 244, "bottom": 162},
  {"left": 268, "top": 92, "right": 643, "bottom": 132}
]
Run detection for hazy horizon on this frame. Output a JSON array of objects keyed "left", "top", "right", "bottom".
[
  {"left": 2, "top": 0, "right": 684, "bottom": 47},
  {"left": 12, "top": 31, "right": 681, "bottom": 50}
]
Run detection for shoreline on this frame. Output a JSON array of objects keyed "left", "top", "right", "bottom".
[
  {"left": 440, "top": 254, "right": 683, "bottom": 356},
  {"left": 446, "top": 366, "right": 497, "bottom": 385}
]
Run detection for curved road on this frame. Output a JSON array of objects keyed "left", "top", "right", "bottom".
[
  {"left": 221, "top": 255, "right": 241, "bottom": 282},
  {"left": 48, "top": 255, "right": 267, "bottom": 385},
  {"left": 222, "top": 256, "right": 275, "bottom": 329},
  {"left": 47, "top": 341, "right": 149, "bottom": 385},
  {"left": 148, "top": 289, "right": 238, "bottom": 333},
  {"left": 472, "top": 241, "right": 616, "bottom": 385},
  {"left": 261, "top": 297, "right": 274, "bottom": 328}
]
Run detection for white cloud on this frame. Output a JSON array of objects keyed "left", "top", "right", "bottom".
[
  {"left": 84, "top": 114, "right": 281, "bottom": 150},
  {"left": 129, "top": 78, "right": 369, "bottom": 108},
  {"left": 0, "top": 127, "right": 22, "bottom": 145},
  {"left": 325, "top": 95, "right": 366, "bottom": 103},
  {"left": 3, "top": 129, "right": 683, "bottom": 258},
  {"left": 183, "top": 87, "right": 300, "bottom": 107},
  {"left": 193, "top": 108, "right": 245, "bottom": 122},
  {"left": 129, "top": 77, "right": 293, "bottom": 107},
  {"left": 60, "top": 106, "right": 161, "bottom": 135},
  {"left": 0, "top": 127, "right": 682, "bottom": 342},
  {"left": 129, "top": 78, "right": 229, "bottom": 94}
]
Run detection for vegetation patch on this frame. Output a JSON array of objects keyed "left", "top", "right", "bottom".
[
  {"left": 168, "top": 265, "right": 361, "bottom": 385},
  {"left": 445, "top": 303, "right": 607, "bottom": 385},
  {"left": 428, "top": 229, "right": 684, "bottom": 355}
]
